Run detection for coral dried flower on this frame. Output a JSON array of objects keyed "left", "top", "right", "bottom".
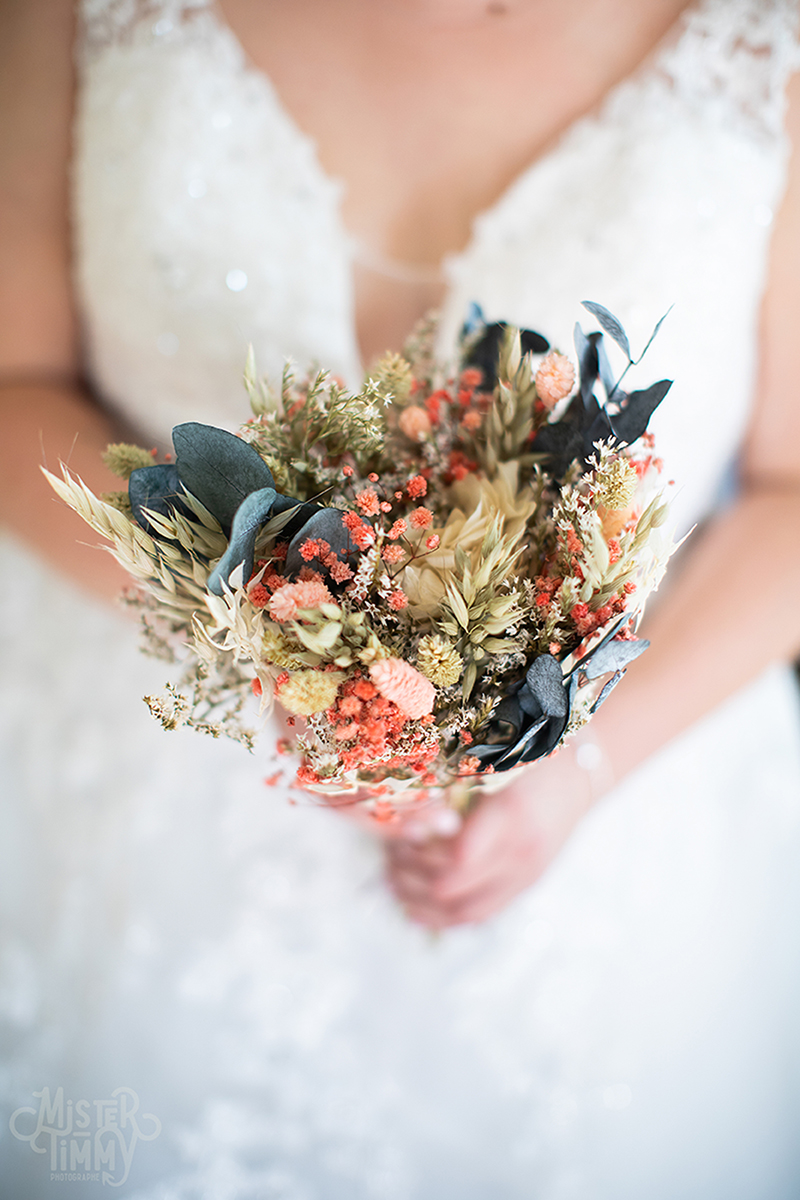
[
  {"left": 535, "top": 351, "right": 575, "bottom": 409},
  {"left": 369, "top": 658, "right": 435, "bottom": 719},
  {"left": 398, "top": 405, "right": 432, "bottom": 442}
]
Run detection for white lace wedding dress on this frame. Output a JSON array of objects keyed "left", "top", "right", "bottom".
[{"left": 3, "top": 1, "right": 800, "bottom": 1197}]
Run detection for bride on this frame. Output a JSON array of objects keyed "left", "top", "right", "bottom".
[{"left": 2, "top": 0, "right": 800, "bottom": 1195}]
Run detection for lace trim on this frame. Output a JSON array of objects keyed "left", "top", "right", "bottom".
[
  {"left": 77, "top": 0, "right": 211, "bottom": 60},
  {"left": 655, "top": 0, "right": 800, "bottom": 140},
  {"left": 78, "top": 0, "right": 800, "bottom": 140}
]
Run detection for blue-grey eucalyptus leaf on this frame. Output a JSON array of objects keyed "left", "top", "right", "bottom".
[
  {"left": 173, "top": 423, "right": 274, "bottom": 532},
  {"left": 518, "top": 686, "right": 542, "bottom": 718},
  {"left": 269, "top": 495, "right": 324, "bottom": 544},
  {"left": 564, "top": 615, "right": 628, "bottom": 680},
  {"left": 207, "top": 486, "right": 277, "bottom": 596},
  {"left": 129, "top": 463, "right": 188, "bottom": 535},
  {"left": 582, "top": 636, "right": 650, "bottom": 680},
  {"left": 582, "top": 301, "right": 631, "bottom": 360}
]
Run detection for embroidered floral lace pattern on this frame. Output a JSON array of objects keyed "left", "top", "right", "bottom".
[{"left": 1, "top": 2, "right": 800, "bottom": 1197}]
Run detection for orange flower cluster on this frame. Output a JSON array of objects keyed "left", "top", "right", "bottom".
[{"left": 303, "top": 673, "right": 440, "bottom": 780}]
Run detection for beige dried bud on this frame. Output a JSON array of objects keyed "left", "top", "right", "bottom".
[
  {"left": 416, "top": 635, "right": 464, "bottom": 688},
  {"left": 375, "top": 351, "right": 414, "bottom": 403},
  {"left": 102, "top": 443, "right": 155, "bottom": 479},
  {"left": 594, "top": 457, "right": 638, "bottom": 513},
  {"left": 278, "top": 670, "right": 344, "bottom": 716},
  {"left": 261, "top": 625, "right": 306, "bottom": 670}
]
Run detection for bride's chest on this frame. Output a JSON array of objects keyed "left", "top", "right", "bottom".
[{"left": 212, "top": 0, "right": 693, "bottom": 266}]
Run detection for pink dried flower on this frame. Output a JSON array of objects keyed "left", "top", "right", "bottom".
[
  {"left": 248, "top": 583, "right": 270, "bottom": 609},
  {"left": 294, "top": 580, "right": 334, "bottom": 610},
  {"left": 381, "top": 544, "right": 405, "bottom": 565},
  {"left": 355, "top": 489, "right": 380, "bottom": 517},
  {"left": 269, "top": 587, "right": 300, "bottom": 622},
  {"left": 398, "top": 405, "right": 432, "bottom": 442},
  {"left": 342, "top": 464, "right": 354, "bottom": 476},
  {"left": 369, "top": 658, "right": 435, "bottom": 719},
  {"left": 328, "top": 560, "right": 354, "bottom": 583},
  {"left": 388, "top": 519, "right": 407, "bottom": 540},
  {"left": 295, "top": 763, "right": 321, "bottom": 787},
  {"left": 388, "top": 589, "right": 408, "bottom": 610},
  {"left": 334, "top": 722, "right": 360, "bottom": 741},
  {"left": 409, "top": 507, "right": 433, "bottom": 529},
  {"left": 368, "top": 472, "right": 379, "bottom": 483},
  {"left": 299, "top": 538, "right": 330, "bottom": 562},
  {"left": 425, "top": 535, "right": 440, "bottom": 550},
  {"left": 535, "top": 351, "right": 575, "bottom": 409},
  {"left": 268, "top": 580, "right": 333, "bottom": 622},
  {"left": 458, "top": 756, "right": 481, "bottom": 776},
  {"left": 406, "top": 475, "right": 427, "bottom": 499},
  {"left": 460, "top": 410, "right": 482, "bottom": 432},
  {"left": 380, "top": 501, "right": 393, "bottom": 513}
]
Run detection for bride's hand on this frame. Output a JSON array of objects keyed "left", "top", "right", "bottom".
[{"left": 384, "top": 750, "right": 597, "bottom": 928}]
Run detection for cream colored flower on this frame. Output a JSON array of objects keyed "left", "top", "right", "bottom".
[
  {"left": 279, "top": 670, "right": 344, "bottom": 716},
  {"left": 400, "top": 462, "right": 534, "bottom": 616},
  {"left": 416, "top": 635, "right": 463, "bottom": 688}
]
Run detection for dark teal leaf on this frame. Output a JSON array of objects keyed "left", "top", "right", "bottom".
[
  {"left": 518, "top": 686, "right": 542, "bottom": 717},
  {"left": 464, "top": 320, "right": 550, "bottom": 388},
  {"left": 526, "top": 654, "right": 569, "bottom": 717},
  {"left": 129, "top": 463, "right": 188, "bottom": 535},
  {"left": 574, "top": 323, "right": 598, "bottom": 405},
  {"left": 496, "top": 715, "right": 549, "bottom": 766},
  {"left": 173, "top": 423, "right": 274, "bottom": 532},
  {"left": 270, "top": 495, "right": 324, "bottom": 543},
  {"left": 208, "top": 486, "right": 277, "bottom": 595},
  {"left": 582, "top": 302, "right": 631, "bottom": 360},
  {"left": 596, "top": 336, "right": 621, "bottom": 403},
  {"left": 470, "top": 696, "right": 524, "bottom": 757},
  {"left": 609, "top": 380, "right": 671, "bottom": 445}
]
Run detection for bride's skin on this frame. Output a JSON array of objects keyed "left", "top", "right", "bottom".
[{"left": 3, "top": 0, "right": 800, "bottom": 927}]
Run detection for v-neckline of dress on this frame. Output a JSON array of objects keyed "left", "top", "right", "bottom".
[{"left": 203, "top": 0, "right": 703, "bottom": 369}]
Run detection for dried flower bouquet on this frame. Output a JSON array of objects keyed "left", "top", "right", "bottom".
[{"left": 45, "top": 304, "right": 677, "bottom": 819}]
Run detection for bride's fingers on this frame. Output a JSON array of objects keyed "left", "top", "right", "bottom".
[
  {"left": 385, "top": 836, "right": 460, "bottom": 875},
  {"left": 401, "top": 874, "right": 518, "bottom": 928}
]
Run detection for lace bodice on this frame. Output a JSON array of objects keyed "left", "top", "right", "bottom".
[{"left": 73, "top": 0, "right": 798, "bottom": 538}]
